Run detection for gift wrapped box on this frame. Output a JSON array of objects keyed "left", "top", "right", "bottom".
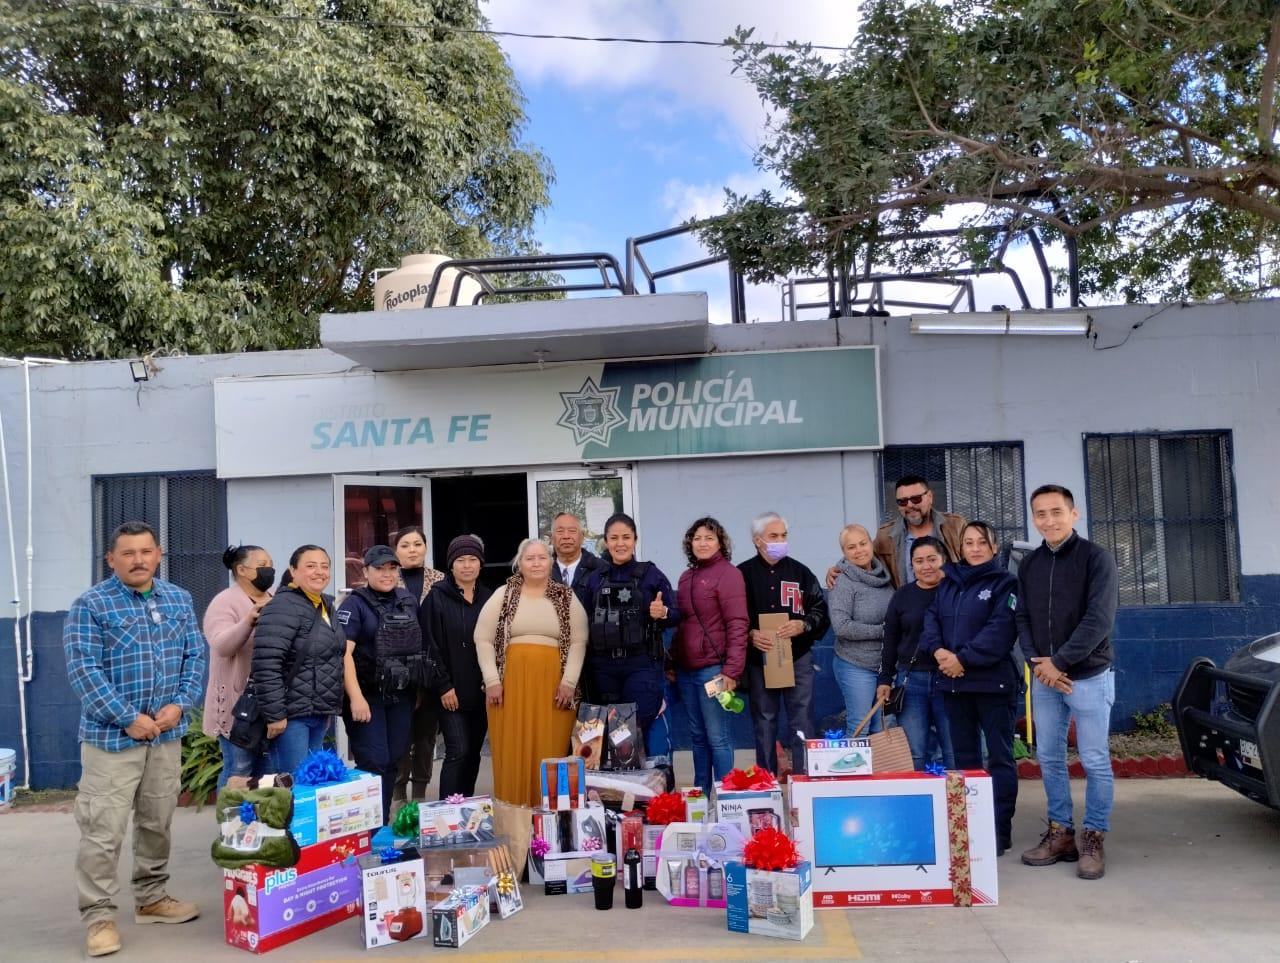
[
  {"left": 542, "top": 851, "right": 596, "bottom": 896},
  {"left": 418, "top": 795, "right": 496, "bottom": 848},
  {"left": 357, "top": 848, "right": 427, "bottom": 949},
  {"left": 725, "top": 861, "right": 814, "bottom": 941},
  {"left": 680, "top": 788, "right": 710, "bottom": 823},
  {"left": 419, "top": 839, "right": 511, "bottom": 905},
  {"left": 223, "top": 831, "right": 370, "bottom": 954},
  {"left": 713, "top": 786, "right": 787, "bottom": 840},
  {"left": 653, "top": 822, "right": 747, "bottom": 909},
  {"left": 569, "top": 803, "right": 608, "bottom": 852},
  {"left": 431, "top": 886, "right": 490, "bottom": 948},
  {"left": 290, "top": 769, "right": 382, "bottom": 848}
]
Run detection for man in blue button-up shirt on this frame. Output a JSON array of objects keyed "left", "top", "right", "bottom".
[{"left": 65, "top": 521, "right": 206, "bottom": 958}]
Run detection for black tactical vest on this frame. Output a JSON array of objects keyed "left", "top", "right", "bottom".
[
  {"left": 353, "top": 588, "right": 427, "bottom": 701},
  {"left": 589, "top": 563, "right": 651, "bottom": 657}
]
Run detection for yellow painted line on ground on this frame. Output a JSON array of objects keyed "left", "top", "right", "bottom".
[{"left": 314, "top": 910, "right": 860, "bottom": 962}]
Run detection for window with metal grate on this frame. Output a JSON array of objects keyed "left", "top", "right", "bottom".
[
  {"left": 92, "top": 471, "right": 229, "bottom": 617},
  {"left": 879, "top": 443, "right": 1028, "bottom": 550},
  {"left": 1083, "top": 431, "right": 1240, "bottom": 605}
]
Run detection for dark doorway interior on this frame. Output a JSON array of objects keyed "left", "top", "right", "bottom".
[{"left": 430, "top": 473, "right": 528, "bottom": 591}]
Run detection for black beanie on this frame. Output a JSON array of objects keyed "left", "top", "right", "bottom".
[{"left": 446, "top": 534, "right": 485, "bottom": 570}]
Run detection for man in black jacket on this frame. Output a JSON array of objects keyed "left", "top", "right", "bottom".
[
  {"left": 1015, "top": 485, "right": 1119, "bottom": 880},
  {"left": 739, "top": 511, "right": 830, "bottom": 774},
  {"left": 549, "top": 512, "right": 602, "bottom": 594}
]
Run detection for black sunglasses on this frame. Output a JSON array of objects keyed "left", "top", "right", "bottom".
[{"left": 896, "top": 493, "right": 927, "bottom": 507}]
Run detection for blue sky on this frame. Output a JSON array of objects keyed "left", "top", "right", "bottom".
[
  {"left": 484, "top": 1, "right": 1057, "bottom": 320},
  {"left": 484, "top": 1, "right": 861, "bottom": 321}
]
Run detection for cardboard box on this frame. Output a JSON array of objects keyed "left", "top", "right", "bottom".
[
  {"left": 419, "top": 840, "right": 510, "bottom": 904},
  {"left": 542, "top": 851, "right": 596, "bottom": 895},
  {"left": 654, "top": 822, "right": 747, "bottom": 908},
  {"left": 641, "top": 823, "right": 667, "bottom": 888},
  {"left": 223, "top": 831, "right": 371, "bottom": 954},
  {"left": 357, "top": 848, "right": 427, "bottom": 949},
  {"left": 540, "top": 756, "right": 587, "bottom": 811},
  {"left": 804, "top": 737, "right": 873, "bottom": 777},
  {"left": 758, "top": 613, "right": 794, "bottom": 688},
  {"left": 681, "top": 788, "right": 710, "bottom": 823},
  {"left": 569, "top": 803, "right": 608, "bottom": 852},
  {"left": 725, "top": 861, "right": 815, "bottom": 941},
  {"left": 714, "top": 785, "right": 787, "bottom": 839},
  {"left": 418, "top": 795, "right": 497, "bottom": 848},
  {"left": 290, "top": 769, "right": 382, "bottom": 848},
  {"left": 431, "top": 886, "right": 490, "bottom": 948},
  {"left": 789, "top": 772, "right": 998, "bottom": 908}
]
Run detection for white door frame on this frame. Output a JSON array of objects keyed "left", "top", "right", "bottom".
[
  {"left": 331, "top": 473, "right": 433, "bottom": 595},
  {"left": 525, "top": 465, "right": 636, "bottom": 541}
]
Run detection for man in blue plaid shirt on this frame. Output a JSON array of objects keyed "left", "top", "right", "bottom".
[{"left": 65, "top": 521, "right": 207, "bottom": 958}]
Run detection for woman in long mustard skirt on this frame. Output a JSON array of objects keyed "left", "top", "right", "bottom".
[{"left": 474, "top": 538, "right": 588, "bottom": 807}]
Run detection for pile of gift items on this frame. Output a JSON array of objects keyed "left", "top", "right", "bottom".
[{"left": 208, "top": 715, "right": 1001, "bottom": 953}]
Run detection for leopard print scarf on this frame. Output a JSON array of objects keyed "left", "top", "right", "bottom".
[
  {"left": 493, "top": 575, "right": 574, "bottom": 681},
  {"left": 398, "top": 567, "right": 445, "bottom": 605}
]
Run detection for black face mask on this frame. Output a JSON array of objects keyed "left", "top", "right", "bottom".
[{"left": 250, "top": 567, "right": 275, "bottom": 592}]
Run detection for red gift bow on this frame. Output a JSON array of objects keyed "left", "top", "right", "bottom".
[
  {"left": 683, "top": 788, "right": 704, "bottom": 799},
  {"left": 720, "top": 765, "right": 778, "bottom": 791},
  {"left": 742, "top": 827, "right": 799, "bottom": 872},
  {"left": 645, "top": 791, "right": 687, "bottom": 826}
]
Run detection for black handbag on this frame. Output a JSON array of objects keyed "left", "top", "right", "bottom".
[
  {"left": 228, "top": 680, "right": 267, "bottom": 753},
  {"left": 886, "top": 643, "right": 921, "bottom": 718}
]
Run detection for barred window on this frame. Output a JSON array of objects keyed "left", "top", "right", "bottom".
[
  {"left": 1084, "top": 431, "right": 1239, "bottom": 605},
  {"left": 879, "top": 443, "right": 1027, "bottom": 549},
  {"left": 93, "top": 471, "right": 228, "bottom": 617}
]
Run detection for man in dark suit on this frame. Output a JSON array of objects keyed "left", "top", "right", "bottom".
[{"left": 549, "top": 512, "right": 601, "bottom": 600}]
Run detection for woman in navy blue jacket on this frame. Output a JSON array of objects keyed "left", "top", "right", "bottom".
[{"left": 920, "top": 521, "right": 1020, "bottom": 854}]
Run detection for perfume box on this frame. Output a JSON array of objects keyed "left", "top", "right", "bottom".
[{"left": 653, "top": 822, "right": 747, "bottom": 909}]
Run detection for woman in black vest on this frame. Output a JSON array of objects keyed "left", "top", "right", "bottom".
[
  {"left": 337, "top": 544, "right": 430, "bottom": 820},
  {"left": 420, "top": 535, "right": 494, "bottom": 798},
  {"left": 577, "top": 513, "right": 680, "bottom": 751}
]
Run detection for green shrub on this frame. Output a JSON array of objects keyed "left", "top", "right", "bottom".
[
  {"left": 181, "top": 710, "right": 223, "bottom": 810},
  {"left": 1132, "top": 703, "right": 1176, "bottom": 738}
]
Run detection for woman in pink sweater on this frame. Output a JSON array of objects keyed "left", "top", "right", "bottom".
[{"left": 203, "top": 544, "right": 274, "bottom": 786}]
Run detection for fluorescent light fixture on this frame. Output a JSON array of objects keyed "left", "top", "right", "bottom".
[
  {"left": 129, "top": 360, "right": 150, "bottom": 382},
  {"left": 910, "top": 311, "right": 1090, "bottom": 336}
]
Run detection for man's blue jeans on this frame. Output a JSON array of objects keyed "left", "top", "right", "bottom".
[
  {"left": 265, "top": 714, "right": 331, "bottom": 776},
  {"left": 1032, "top": 670, "right": 1115, "bottom": 832},
  {"left": 896, "top": 669, "right": 955, "bottom": 769},
  {"left": 217, "top": 735, "right": 266, "bottom": 789},
  {"left": 677, "top": 664, "right": 737, "bottom": 796}
]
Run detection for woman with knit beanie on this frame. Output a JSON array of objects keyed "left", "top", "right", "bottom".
[
  {"left": 473, "top": 538, "right": 588, "bottom": 807},
  {"left": 419, "top": 534, "right": 494, "bottom": 798}
]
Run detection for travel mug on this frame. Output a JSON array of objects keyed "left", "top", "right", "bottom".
[{"left": 591, "top": 853, "right": 616, "bottom": 910}]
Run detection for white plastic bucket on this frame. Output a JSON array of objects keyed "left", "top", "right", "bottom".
[{"left": 0, "top": 747, "right": 15, "bottom": 807}]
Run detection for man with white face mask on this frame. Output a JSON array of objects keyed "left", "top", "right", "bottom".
[{"left": 737, "top": 512, "right": 829, "bottom": 774}]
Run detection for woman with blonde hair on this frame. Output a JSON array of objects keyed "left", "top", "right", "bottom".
[
  {"left": 829, "top": 523, "right": 894, "bottom": 734},
  {"left": 474, "top": 538, "right": 588, "bottom": 806}
]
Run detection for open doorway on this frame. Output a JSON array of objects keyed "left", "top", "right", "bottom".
[{"left": 430, "top": 473, "right": 527, "bottom": 590}]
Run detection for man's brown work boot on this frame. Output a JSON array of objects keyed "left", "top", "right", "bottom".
[
  {"left": 1021, "top": 820, "right": 1079, "bottom": 866},
  {"left": 1077, "top": 829, "right": 1106, "bottom": 880},
  {"left": 86, "top": 920, "right": 122, "bottom": 957},
  {"left": 135, "top": 895, "right": 200, "bottom": 924}
]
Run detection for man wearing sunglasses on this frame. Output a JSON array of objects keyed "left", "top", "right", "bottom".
[{"left": 872, "top": 476, "right": 965, "bottom": 588}]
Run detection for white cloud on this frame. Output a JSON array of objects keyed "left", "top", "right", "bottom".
[{"left": 482, "top": 0, "right": 860, "bottom": 143}]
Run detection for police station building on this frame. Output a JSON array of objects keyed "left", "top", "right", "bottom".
[{"left": 2, "top": 290, "right": 1277, "bottom": 788}]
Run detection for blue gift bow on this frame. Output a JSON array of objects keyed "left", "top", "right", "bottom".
[
  {"left": 238, "top": 801, "right": 256, "bottom": 825},
  {"left": 823, "top": 729, "right": 843, "bottom": 740},
  {"left": 924, "top": 762, "right": 947, "bottom": 776},
  {"left": 379, "top": 847, "right": 401, "bottom": 864}
]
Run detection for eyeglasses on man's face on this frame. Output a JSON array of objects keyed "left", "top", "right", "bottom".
[{"left": 896, "top": 493, "right": 927, "bottom": 507}]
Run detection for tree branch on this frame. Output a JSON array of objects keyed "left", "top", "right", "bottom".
[{"left": 1260, "top": 9, "right": 1280, "bottom": 154}]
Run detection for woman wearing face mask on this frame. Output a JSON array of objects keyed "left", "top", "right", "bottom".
[
  {"left": 829, "top": 523, "right": 895, "bottom": 736},
  {"left": 337, "top": 545, "right": 433, "bottom": 820},
  {"left": 919, "top": 521, "right": 1020, "bottom": 854},
  {"left": 391, "top": 526, "right": 446, "bottom": 805},
  {"left": 203, "top": 544, "right": 275, "bottom": 787},
  {"left": 474, "top": 538, "right": 588, "bottom": 806},
  {"left": 252, "top": 545, "right": 346, "bottom": 775},
  {"left": 577, "top": 513, "right": 680, "bottom": 750},
  {"left": 420, "top": 535, "right": 493, "bottom": 798},
  {"left": 875, "top": 536, "right": 955, "bottom": 769}
]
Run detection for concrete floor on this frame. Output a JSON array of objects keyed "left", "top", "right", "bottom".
[{"left": 3, "top": 754, "right": 1277, "bottom": 962}]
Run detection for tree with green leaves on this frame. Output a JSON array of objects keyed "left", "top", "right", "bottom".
[
  {"left": 701, "top": 1, "right": 1280, "bottom": 303},
  {"left": 0, "top": 0, "right": 550, "bottom": 358}
]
